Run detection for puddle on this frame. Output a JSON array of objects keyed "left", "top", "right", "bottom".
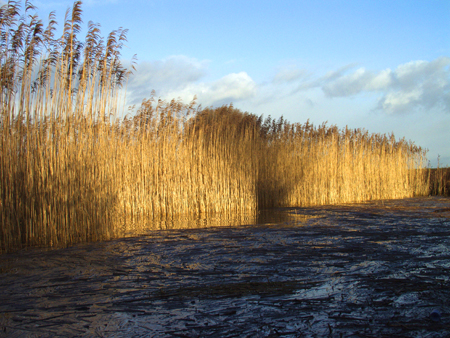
[{"left": 0, "top": 196, "right": 449, "bottom": 337}]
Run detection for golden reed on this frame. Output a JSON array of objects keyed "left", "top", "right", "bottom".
[{"left": 0, "top": 1, "right": 430, "bottom": 253}]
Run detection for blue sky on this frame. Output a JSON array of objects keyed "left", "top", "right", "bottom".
[{"left": 29, "top": 0, "right": 450, "bottom": 166}]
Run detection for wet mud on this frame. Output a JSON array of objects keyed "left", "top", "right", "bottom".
[{"left": 1, "top": 196, "right": 450, "bottom": 337}]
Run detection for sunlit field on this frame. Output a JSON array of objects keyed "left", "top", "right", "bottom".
[{"left": 0, "top": 1, "right": 434, "bottom": 254}]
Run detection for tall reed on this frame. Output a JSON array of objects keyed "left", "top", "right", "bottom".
[
  {"left": 0, "top": 0, "right": 132, "bottom": 252},
  {"left": 0, "top": 1, "right": 430, "bottom": 254}
]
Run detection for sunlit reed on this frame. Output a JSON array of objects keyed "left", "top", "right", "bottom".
[{"left": 0, "top": 1, "right": 430, "bottom": 253}]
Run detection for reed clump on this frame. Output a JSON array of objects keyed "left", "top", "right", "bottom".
[
  {"left": 428, "top": 163, "right": 450, "bottom": 196},
  {"left": 256, "top": 119, "right": 429, "bottom": 207},
  {"left": 1, "top": 0, "right": 132, "bottom": 252},
  {"left": 0, "top": 1, "right": 430, "bottom": 254}
]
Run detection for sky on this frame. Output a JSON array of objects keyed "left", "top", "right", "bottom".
[{"left": 25, "top": 0, "right": 450, "bottom": 166}]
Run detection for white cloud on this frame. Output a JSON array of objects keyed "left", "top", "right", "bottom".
[
  {"left": 367, "top": 69, "right": 393, "bottom": 90},
  {"left": 312, "top": 57, "right": 450, "bottom": 114},
  {"left": 378, "top": 57, "right": 450, "bottom": 114},
  {"left": 323, "top": 67, "right": 373, "bottom": 97},
  {"left": 379, "top": 89, "right": 423, "bottom": 112},
  {"left": 127, "top": 55, "right": 209, "bottom": 104},
  {"left": 209, "top": 72, "right": 257, "bottom": 101},
  {"left": 291, "top": 63, "right": 358, "bottom": 93},
  {"left": 126, "top": 54, "right": 256, "bottom": 107},
  {"left": 394, "top": 59, "right": 444, "bottom": 89},
  {"left": 323, "top": 63, "right": 359, "bottom": 82},
  {"left": 164, "top": 72, "right": 257, "bottom": 107}
]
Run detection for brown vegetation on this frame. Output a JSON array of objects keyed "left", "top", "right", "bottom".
[
  {"left": 428, "top": 167, "right": 450, "bottom": 196},
  {"left": 0, "top": 1, "right": 431, "bottom": 253}
]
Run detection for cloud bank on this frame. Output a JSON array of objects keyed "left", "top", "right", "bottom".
[
  {"left": 321, "top": 57, "right": 450, "bottom": 114},
  {"left": 128, "top": 55, "right": 256, "bottom": 107},
  {"left": 127, "top": 55, "right": 208, "bottom": 103},
  {"left": 166, "top": 72, "right": 257, "bottom": 107},
  {"left": 127, "top": 56, "right": 449, "bottom": 117}
]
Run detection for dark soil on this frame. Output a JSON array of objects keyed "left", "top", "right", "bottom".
[{"left": 1, "top": 196, "right": 449, "bottom": 337}]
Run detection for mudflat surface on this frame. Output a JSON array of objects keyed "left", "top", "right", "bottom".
[{"left": 1, "top": 196, "right": 450, "bottom": 337}]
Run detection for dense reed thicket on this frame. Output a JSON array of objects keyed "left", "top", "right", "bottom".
[
  {"left": 0, "top": 1, "right": 430, "bottom": 253},
  {"left": 428, "top": 166, "right": 450, "bottom": 196}
]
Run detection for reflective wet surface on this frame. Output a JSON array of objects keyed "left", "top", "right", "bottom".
[{"left": 1, "top": 196, "right": 449, "bottom": 337}]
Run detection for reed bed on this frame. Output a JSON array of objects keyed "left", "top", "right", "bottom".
[{"left": 0, "top": 1, "right": 430, "bottom": 253}]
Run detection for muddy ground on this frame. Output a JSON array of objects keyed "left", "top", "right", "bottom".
[{"left": 0, "top": 196, "right": 449, "bottom": 337}]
